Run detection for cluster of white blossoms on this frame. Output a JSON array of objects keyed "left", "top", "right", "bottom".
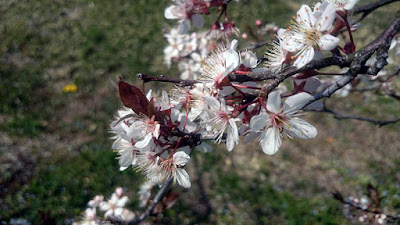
[
  {"left": 109, "top": 0, "right": 400, "bottom": 193},
  {"left": 163, "top": 28, "right": 215, "bottom": 79},
  {"left": 110, "top": 0, "right": 371, "bottom": 189},
  {"left": 74, "top": 187, "right": 134, "bottom": 225},
  {"left": 112, "top": 38, "right": 319, "bottom": 189}
]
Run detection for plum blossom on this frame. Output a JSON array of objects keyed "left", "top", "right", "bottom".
[
  {"left": 88, "top": 195, "right": 104, "bottom": 208},
  {"left": 99, "top": 189, "right": 129, "bottom": 218},
  {"left": 264, "top": 36, "right": 287, "bottom": 72},
  {"left": 281, "top": 3, "right": 339, "bottom": 68},
  {"left": 159, "top": 151, "right": 192, "bottom": 188},
  {"left": 75, "top": 208, "right": 97, "bottom": 225},
  {"left": 135, "top": 152, "right": 162, "bottom": 183},
  {"left": 164, "top": 0, "right": 205, "bottom": 34},
  {"left": 201, "top": 39, "right": 240, "bottom": 91},
  {"left": 126, "top": 115, "right": 160, "bottom": 149},
  {"left": 203, "top": 97, "right": 239, "bottom": 151},
  {"left": 249, "top": 91, "right": 317, "bottom": 154}
]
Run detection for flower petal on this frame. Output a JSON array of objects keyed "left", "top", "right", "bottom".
[
  {"left": 173, "top": 151, "right": 190, "bottom": 166},
  {"left": 192, "top": 14, "right": 204, "bottom": 28},
  {"left": 297, "top": 5, "right": 316, "bottom": 27},
  {"left": 293, "top": 46, "right": 314, "bottom": 68},
  {"left": 261, "top": 127, "right": 282, "bottom": 155},
  {"left": 283, "top": 92, "right": 313, "bottom": 115},
  {"left": 316, "top": 2, "right": 336, "bottom": 31},
  {"left": 178, "top": 19, "right": 190, "bottom": 34},
  {"left": 267, "top": 91, "right": 281, "bottom": 113},
  {"left": 226, "top": 118, "right": 239, "bottom": 151},
  {"left": 319, "top": 34, "right": 340, "bottom": 51},
  {"left": 164, "top": 6, "right": 178, "bottom": 19},
  {"left": 135, "top": 133, "right": 152, "bottom": 149},
  {"left": 250, "top": 112, "right": 269, "bottom": 131},
  {"left": 286, "top": 117, "right": 317, "bottom": 139},
  {"left": 242, "top": 51, "right": 258, "bottom": 68},
  {"left": 196, "top": 142, "right": 213, "bottom": 153},
  {"left": 119, "top": 149, "right": 135, "bottom": 168},
  {"left": 176, "top": 169, "right": 191, "bottom": 188}
]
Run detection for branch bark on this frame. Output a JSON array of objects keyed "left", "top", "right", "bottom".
[
  {"left": 128, "top": 179, "right": 173, "bottom": 225},
  {"left": 353, "top": 0, "right": 400, "bottom": 21},
  {"left": 308, "top": 107, "right": 400, "bottom": 127}
]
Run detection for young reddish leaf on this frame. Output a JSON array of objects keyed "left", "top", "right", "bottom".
[{"left": 119, "top": 78, "right": 149, "bottom": 115}]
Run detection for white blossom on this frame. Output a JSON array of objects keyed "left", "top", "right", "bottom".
[
  {"left": 249, "top": 91, "right": 317, "bottom": 154},
  {"left": 203, "top": 97, "right": 239, "bottom": 151},
  {"left": 201, "top": 39, "right": 240, "bottom": 91},
  {"left": 281, "top": 3, "right": 339, "bottom": 68}
]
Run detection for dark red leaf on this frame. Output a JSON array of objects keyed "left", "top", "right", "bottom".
[{"left": 119, "top": 78, "right": 149, "bottom": 115}]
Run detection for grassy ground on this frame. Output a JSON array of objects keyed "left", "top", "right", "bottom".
[{"left": 1, "top": 0, "right": 400, "bottom": 224}]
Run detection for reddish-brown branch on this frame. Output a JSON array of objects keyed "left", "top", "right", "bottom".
[{"left": 137, "top": 73, "right": 198, "bottom": 86}]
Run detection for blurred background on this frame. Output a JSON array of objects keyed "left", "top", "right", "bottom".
[{"left": 1, "top": 0, "right": 400, "bottom": 224}]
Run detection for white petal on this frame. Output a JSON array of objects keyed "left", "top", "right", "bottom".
[
  {"left": 173, "top": 151, "right": 190, "bottom": 166},
  {"left": 226, "top": 118, "right": 239, "bottom": 151},
  {"left": 119, "top": 150, "right": 134, "bottom": 168},
  {"left": 146, "top": 89, "right": 152, "bottom": 101},
  {"left": 119, "top": 166, "right": 129, "bottom": 171},
  {"left": 286, "top": 117, "right": 317, "bottom": 139},
  {"left": 283, "top": 92, "right": 313, "bottom": 115},
  {"left": 203, "top": 96, "right": 220, "bottom": 110},
  {"left": 135, "top": 133, "right": 152, "bottom": 149},
  {"left": 117, "top": 196, "right": 129, "bottom": 207},
  {"left": 277, "top": 28, "right": 287, "bottom": 38},
  {"left": 242, "top": 51, "right": 258, "bottom": 68},
  {"left": 344, "top": 0, "right": 359, "bottom": 10},
  {"left": 250, "top": 112, "right": 269, "bottom": 131},
  {"left": 316, "top": 2, "right": 336, "bottom": 31},
  {"left": 225, "top": 49, "right": 240, "bottom": 71},
  {"left": 196, "top": 142, "right": 213, "bottom": 153},
  {"left": 281, "top": 33, "right": 305, "bottom": 52},
  {"left": 297, "top": 5, "right": 316, "bottom": 27},
  {"left": 176, "top": 169, "right": 191, "bottom": 188},
  {"left": 319, "top": 34, "right": 340, "bottom": 50},
  {"left": 230, "top": 39, "right": 238, "bottom": 50},
  {"left": 243, "top": 131, "right": 259, "bottom": 144},
  {"left": 261, "top": 127, "right": 282, "bottom": 155},
  {"left": 267, "top": 91, "right": 281, "bottom": 113},
  {"left": 192, "top": 14, "right": 204, "bottom": 28},
  {"left": 178, "top": 19, "right": 190, "bottom": 34},
  {"left": 293, "top": 46, "right": 314, "bottom": 68},
  {"left": 164, "top": 6, "right": 178, "bottom": 19}
]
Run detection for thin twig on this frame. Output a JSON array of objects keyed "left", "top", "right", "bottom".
[
  {"left": 333, "top": 191, "right": 400, "bottom": 222},
  {"left": 353, "top": 0, "right": 400, "bottom": 21},
  {"left": 308, "top": 107, "right": 400, "bottom": 127},
  {"left": 128, "top": 179, "right": 174, "bottom": 225}
]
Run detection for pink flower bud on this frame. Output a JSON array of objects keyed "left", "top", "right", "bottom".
[
  {"left": 255, "top": 20, "right": 262, "bottom": 26},
  {"left": 242, "top": 33, "right": 248, "bottom": 39}
]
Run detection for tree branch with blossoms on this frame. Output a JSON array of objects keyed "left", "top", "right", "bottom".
[{"left": 74, "top": 0, "right": 400, "bottom": 224}]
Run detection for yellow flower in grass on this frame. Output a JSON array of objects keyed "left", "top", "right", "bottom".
[{"left": 63, "top": 84, "right": 78, "bottom": 93}]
